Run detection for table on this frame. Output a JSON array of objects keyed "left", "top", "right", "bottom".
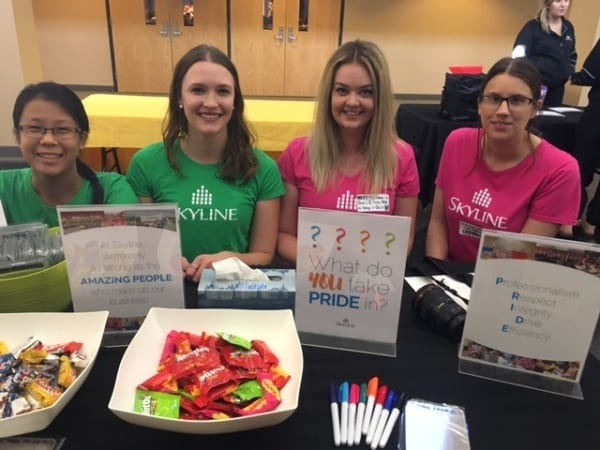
[
  {"left": 395, "top": 103, "right": 583, "bottom": 207},
  {"left": 41, "top": 276, "right": 600, "bottom": 449},
  {"left": 81, "top": 94, "right": 316, "bottom": 171}
]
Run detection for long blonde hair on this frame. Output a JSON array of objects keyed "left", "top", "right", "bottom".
[
  {"left": 536, "top": 0, "right": 570, "bottom": 34},
  {"left": 308, "top": 40, "right": 398, "bottom": 193}
]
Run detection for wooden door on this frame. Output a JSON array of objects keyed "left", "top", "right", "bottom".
[
  {"left": 109, "top": 0, "right": 173, "bottom": 93},
  {"left": 230, "top": 0, "right": 287, "bottom": 96},
  {"left": 168, "top": 0, "right": 228, "bottom": 67},
  {"left": 230, "top": 0, "right": 341, "bottom": 97},
  {"left": 110, "top": 0, "right": 228, "bottom": 94},
  {"left": 283, "top": 0, "right": 341, "bottom": 97}
]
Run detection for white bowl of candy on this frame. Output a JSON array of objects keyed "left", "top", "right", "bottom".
[
  {"left": 0, "top": 310, "right": 109, "bottom": 438},
  {"left": 108, "top": 307, "right": 303, "bottom": 434}
]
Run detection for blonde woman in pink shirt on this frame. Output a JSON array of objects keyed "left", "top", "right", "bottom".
[{"left": 277, "top": 40, "right": 420, "bottom": 264}]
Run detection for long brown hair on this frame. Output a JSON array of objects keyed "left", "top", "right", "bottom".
[{"left": 163, "top": 44, "right": 257, "bottom": 183}]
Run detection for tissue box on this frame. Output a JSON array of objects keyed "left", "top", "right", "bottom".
[{"left": 196, "top": 269, "right": 296, "bottom": 310}]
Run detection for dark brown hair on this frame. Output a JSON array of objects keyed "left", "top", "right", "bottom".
[{"left": 162, "top": 44, "right": 257, "bottom": 183}]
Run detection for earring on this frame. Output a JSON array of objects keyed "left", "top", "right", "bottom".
[
  {"left": 232, "top": 106, "right": 235, "bottom": 110},
  {"left": 178, "top": 104, "right": 183, "bottom": 109}
]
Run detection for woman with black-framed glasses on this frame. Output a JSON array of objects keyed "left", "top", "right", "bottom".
[
  {"left": 426, "top": 57, "right": 581, "bottom": 263},
  {"left": 0, "top": 81, "right": 138, "bottom": 226}
]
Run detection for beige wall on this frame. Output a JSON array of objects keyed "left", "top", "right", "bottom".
[
  {"left": 343, "top": 0, "right": 599, "bottom": 97},
  {"left": 25, "top": 0, "right": 600, "bottom": 95},
  {"left": 32, "top": 0, "right": 112, "bottom": 86},
  {"left": 0, "top": 0, "right": 42, "bottom": 146}
]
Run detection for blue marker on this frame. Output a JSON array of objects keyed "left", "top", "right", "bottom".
[
  {"left": 378, "top": 392, "right": 406, "bottom": 448},
  {"left": 339, "top": 382, "right": 350, "bottom": 445},
  {"left": 369, "top": 390, "right": 397, "bottom": 450},
  {"left": 330, "top": 383, "right": 341, "bottom": 447}
]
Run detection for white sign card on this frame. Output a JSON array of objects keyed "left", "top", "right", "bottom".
[
  {"left": 459, "top": 230, "right": 600, "bottom": 398},
  {"left": 57, "top": 204, "right": 185, "bottom": 329},
  {"left": 295, "top": 207, "right": 410, "bottom": 356},
  {"left": 0, "top": 200, "right": 6, "bottom": 227}
]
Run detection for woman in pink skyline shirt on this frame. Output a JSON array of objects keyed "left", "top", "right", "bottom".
[
  {"left": 277, "top": 40, "right": 420, "bottom": 265},
  {"left": 426, "top": 57, "right": 580, "bottom": 263}
]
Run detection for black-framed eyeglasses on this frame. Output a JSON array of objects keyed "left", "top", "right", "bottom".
[
  {"left": 18, "top": 125, "right": 83, "bottom": 140},
  {"left": 479, "top": 94, "right": 534, "bottom": 109}
]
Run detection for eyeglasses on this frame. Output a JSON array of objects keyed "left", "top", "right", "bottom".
[
  {"left": 479, "top": 94, "right": 534, "bottom": 109},
  {"left": 18, "top": 125, "right": 83, "bottom": 140}
]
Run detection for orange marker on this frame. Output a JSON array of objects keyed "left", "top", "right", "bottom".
[{"left": 361, "top": 376, "right": 379, "bottom": 434}]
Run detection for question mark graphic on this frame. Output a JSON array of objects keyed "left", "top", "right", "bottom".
[
  {"left": 310, "top": 225, "right": 321, "bottom": 248},
  {"left": 360, "top": 230, "right": 371, "bottom": 253},
  {"left": 335, "top": 227, "right": 346, "bottom": 250},
  {"left": 384, "top": 232, "right": 396, "bottom": 255}
]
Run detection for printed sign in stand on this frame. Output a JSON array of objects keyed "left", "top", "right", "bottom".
[
  {"left": 295, "top": 207, "right": 410, "bottom": 356},
  {"left": 58, "top": 204, "right": 185, "bottom": 345},
  {"left": 459, "top": 230, "right": 600, "bottom": 399}
]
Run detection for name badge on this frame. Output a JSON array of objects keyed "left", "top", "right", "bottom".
[
  {"left": 356, "top": 194, "right": 390, "bottom": 212},
  {"left": 459, "top": 221, "right": 481, "bottom": 239}
]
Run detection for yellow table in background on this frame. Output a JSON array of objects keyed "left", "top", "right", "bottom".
[{"left": 81, "top": 94, "right": 315, "bottom": 172}]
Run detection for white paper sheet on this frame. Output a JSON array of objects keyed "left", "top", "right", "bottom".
[
  {"left": 404, "top": 399, "right": 471, "bottom": 450},
  {"left": 547, "top": 106, "right": 583, "bottom": 113}
]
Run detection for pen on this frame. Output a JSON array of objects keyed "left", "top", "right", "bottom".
[
  {"left": 330, "top": 383, "right": 341, "bottom": 447},
  {"left": 347, "top": 383, "right": 359, "bottom": 447},
  {"left": 362, "top": 376, "right": 379, "bottom": 434},
  {"left": 370, "top": 390, "right": 396, "bottom": 450},
  {"left": 396, "top": 393, "right": 408, "bottom": 450},
  {"left": 339, "top": 382, "right": 349, "bottom": 445},
  {"left": 365, "top": 385, "right": 388, "bottom": 445},
  {"left": 378, "top": 392, "right": 406, "bottom": 448},
  {"left": 354, "top": 382, "right": 367, "bottom": 445}
]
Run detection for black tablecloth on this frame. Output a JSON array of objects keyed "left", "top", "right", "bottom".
[
  {"left": 41, "top": 275, "right": 600, "bottom": 450},
  {"left": 395, "top": 103, "right": 583, "bottom": 206}
]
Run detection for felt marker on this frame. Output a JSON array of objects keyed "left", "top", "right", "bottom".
[
  {"left": 330, "top": 383, "right": 341, "bottom": 447},
  {"left": 362, "top": 376, "right": 379, "bottom": 434},
  {"left": 377, "top": 392, "right": 406, "bottom": 448},
  {"left": 354, "top": 382, "right": 367, "bottom": 445},
  {"left": 370, "top": 390, "right": 396, "bottom": 450},
  {"left": 347, "top": 383, "right": 359, "bottom": 447},
  {"left": 365, "top": 385, "right": 388, "bottom": 445},
  {"left": 339, "top": 382, "right": 349, "bottom": 445}
]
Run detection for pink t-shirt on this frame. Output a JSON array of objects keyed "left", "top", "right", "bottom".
[
  {"left": 278, "top": 136, "right": 420, "bottom": 214},
  {"left": 436, "top": 128, "right": 581, "bottom": 262}
]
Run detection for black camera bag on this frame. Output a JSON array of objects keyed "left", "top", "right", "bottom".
[{"left": 440, "top": 73, "right": 485, "bottom": 121}]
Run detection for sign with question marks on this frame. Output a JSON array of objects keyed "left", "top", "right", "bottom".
[{"left": 295, "top": 207, "right": 411, "bottom": 356}]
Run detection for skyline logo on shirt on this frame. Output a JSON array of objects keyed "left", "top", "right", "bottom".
[
  {"left": 336, "top": 190, "right": 358, "bottom": 210},
  {"left": 191, "top": 185, "right": 213, "bottom": 205},
  {"left": 179, "top": 185, "right": 238, "bottom": 222},
  {"left": 449, "top": 187, "right": 508, "bottom": 230},
  {"left": 472, "top": 188, "right": 492, "bottom": 208}
]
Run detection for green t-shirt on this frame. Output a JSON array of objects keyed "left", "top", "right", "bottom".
[
  {"left": 0, "top": 168, "right": 139, "bottom": 227},
  {"left": 126, "top": 141, "right": 284, "bottom": 261}
]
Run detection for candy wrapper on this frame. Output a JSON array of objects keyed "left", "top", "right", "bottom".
[
  {"left": 136, "top": 331, "right": 291, "bottom": 420},
  {"left": 0, "top": 338, "right": 84, "bottom": 419}
]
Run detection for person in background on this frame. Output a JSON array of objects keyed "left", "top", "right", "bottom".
[
  {"left": 426, "top": 57, "right": 580, "bottom": 263},
  {"left": 127, "top": 44, "right": 284, "bottom": 282},
  {"left": 566, "top": 37, "right": 600, "bottom": 242},
  {"left": 513, "top": 0, "right": 576, "bottom": 107},
  {"left": 1, "top": 81, "right": 137, "bottom": 227},
  {"left": 277, "top": 39, "right": 419, "bottom": 264}
]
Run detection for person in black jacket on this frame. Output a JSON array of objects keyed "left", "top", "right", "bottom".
[
  {"left": 569, "top": 37, "right": 600, "bottom": 242},
  {"left": 513, "top": 0, "right": 577, "bottom": 107}
]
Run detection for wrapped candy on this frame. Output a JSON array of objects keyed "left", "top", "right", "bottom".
[{"left": 134, "top": 330, "right": 290, "bottom": 420}]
